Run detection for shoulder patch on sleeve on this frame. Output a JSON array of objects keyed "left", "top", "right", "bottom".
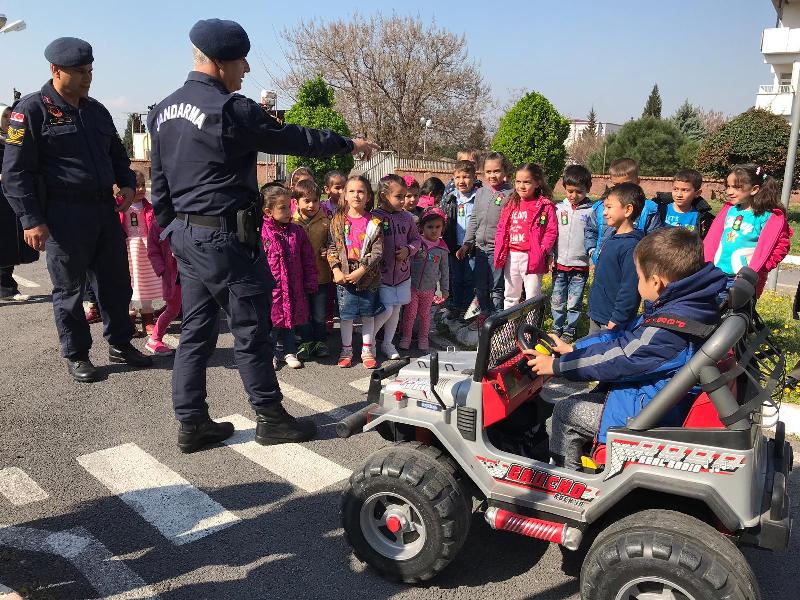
[
  {"left": 10, "top": 111, "right": 26, "bottom": 124},
  {"left": 6, "top": 126, "right": 25, "bottom": 146}
]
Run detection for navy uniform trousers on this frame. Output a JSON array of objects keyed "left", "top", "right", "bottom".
[
  {"left": 45, "top": 196, "right": 134, "bottom": 360},
  {"left": 168, "top": 219, "right": 281, "bottom": 422}
]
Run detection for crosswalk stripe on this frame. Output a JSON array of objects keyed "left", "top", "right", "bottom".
[
  {"left": 221, "top": 414, "right": 351, "bottom": 493},
  {"left": 11, "top": 274, "right": 40, "bottom": 289},
  {"left": 0, "top": 524, "right": 159, "bottom": 599},
  {"left": 348, "top": 376, "right": 372, "bottom": 393},
  {"left": 279, "top": 381, "right": 352, "bottom": 421},
  {"left": 76, "top": 443, "right": 239, "bottom": 546},
  {"left": 0, "top": 467, "right": 49, "bottom": 505}
]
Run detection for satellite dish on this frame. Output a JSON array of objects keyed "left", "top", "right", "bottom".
[
  {"left": 1, "top": 20, "right": 26, "bottom": 33},
  {"left": 0, "top": 15, "right": 7, "bottom": 29}
]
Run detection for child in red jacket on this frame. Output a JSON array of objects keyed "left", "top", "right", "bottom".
[
  {"left": 494, "top": 163, "right": 558, "bottom": 309},
  {"left": 703, "top": 164, "right": 792, "bottom": 298}
]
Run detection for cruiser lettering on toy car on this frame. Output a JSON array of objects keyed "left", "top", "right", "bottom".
[{"left": 604, "top": 439, "right": 747, "bottom": 479}]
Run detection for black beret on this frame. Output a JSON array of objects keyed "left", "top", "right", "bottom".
[
  {"left": 189, "top": 19, "right": 250, "bottom": 60},
  {"left": 44, "top": 37, "right": 94, "bottom": 67}
]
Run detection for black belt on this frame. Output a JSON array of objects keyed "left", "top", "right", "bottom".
[{"left": 177, "top": 212, "right": 238, "bottom": 231}]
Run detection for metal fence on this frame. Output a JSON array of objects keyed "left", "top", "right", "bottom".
[{"left": 351, "top": 151, "right": 456, "bottom": 186}]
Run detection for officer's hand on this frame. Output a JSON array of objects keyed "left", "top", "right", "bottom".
[
  {"left": 24, "top": 224, "right": 50, "bottom": 252},
  {"left": 352, "top": 138, "right": 380, "bottom": 161},
  {"left": 116, "top": 187, "right": 135, "bottom": 213}
]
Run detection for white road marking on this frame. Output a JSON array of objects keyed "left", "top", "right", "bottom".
[
  {"left": 11, "top": 274, "right": 40, "bottom": 289},
  {"left": 162, "top": 334, "right": 180, "bottom": 348},
  {"left": 279, "top": 381, "right": 352, "bottom": 421},
  {"left": 0, "top": 524, "right": 159, "bottom": 599},
  {"left": 221, "top": 414, "right": 351, "bottom": 493},
  {"left": 77, "top": 443, "right": 239, "bottom": 546},
  {"left": 348, "top": 376, "right": 372, "bottom": 393},
  {"left": 0, "top": 467, "right": 49, "bottom": 505}
]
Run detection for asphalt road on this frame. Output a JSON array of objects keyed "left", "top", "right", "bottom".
[{"left": 1, "top": 258, "right": 799, "bottom": 600}]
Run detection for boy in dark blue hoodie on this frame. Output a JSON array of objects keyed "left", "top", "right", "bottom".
[
  {"left": 526, "top": 227, "right": 727, "bottom": 468},
  {"left": 587, "top": 183, "right": 647, "bottom": 333}
]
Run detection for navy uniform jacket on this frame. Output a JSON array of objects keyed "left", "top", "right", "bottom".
[
  {"left": 147, "top": 71, "right": 354, "bottom": 228},
  {"left": 1, "top": 80, "right": 136, "bottom": 229}
]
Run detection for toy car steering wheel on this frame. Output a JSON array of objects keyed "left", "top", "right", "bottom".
[{"left": 516, "top": 323, "right": 556, "bottom": 356}]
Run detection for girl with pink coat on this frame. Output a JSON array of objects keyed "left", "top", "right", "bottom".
[
  {"left": 494, "top": 163, "right": 558, "bottom": 309},
  {"left": 703, "top": 164, "right": 792, "bottom": 298},
  {"left": 261, "top": 186, "right": 318, "bottom": 369},
  {"left": 146, "top": 220, "right": 181, "bottom": 355}
]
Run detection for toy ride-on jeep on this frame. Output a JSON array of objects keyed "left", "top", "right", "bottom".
[{"left": 337, "top": 266, "right": 792, "bottom": 600}]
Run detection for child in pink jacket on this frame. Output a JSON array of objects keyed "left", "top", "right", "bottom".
[
  {"left": 703, "top": 164, "right": 792, "bottom": 298},
  {"left": 261, "top": 185, "right": 318, "bottom": 369},
  {"left": 494, "top": 163, "right": 558, "bottom": 309},
  {"left": 146, "top": 220, "right": 181, "bottom": 355}
]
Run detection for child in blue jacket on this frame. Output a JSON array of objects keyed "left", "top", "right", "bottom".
[
  {"left": 526, "top": 227, "right": 727, "bottom": 469},
  {"left": 584, "top": 158, "right": 662, "bottom": 264}
]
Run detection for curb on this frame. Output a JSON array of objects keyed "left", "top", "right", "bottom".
[
  {"left": 779, "top": 402, "right": 800, "bottom": 437},
  {"left": 783, "top": 255, "right": 800, "bottom": 266}
]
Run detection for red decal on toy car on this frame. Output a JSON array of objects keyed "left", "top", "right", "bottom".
[
  {"left": 476, "top": 456, "right": 596, "bottom": 504},
  {"left": 604, "top": 439, "right": 746, "bottom": 479}
]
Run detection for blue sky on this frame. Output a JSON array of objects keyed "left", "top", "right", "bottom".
[{"left": 1, "top": 0, "right": 780, "bottom": 132}]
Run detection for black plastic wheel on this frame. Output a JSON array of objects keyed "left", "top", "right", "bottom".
[
  {"left": 581, "top": 509, "right": 761, "bottom": 600},
  {"left": 341, "top": 442, "right": 472, "bottom": 583}
]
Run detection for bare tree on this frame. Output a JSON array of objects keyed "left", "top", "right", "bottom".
[
  {"left": 696, "top": 108, "right": 728, "bottom": 135},
  {"left": 271, "top": 14, "right": 489, "bottom": 156}
]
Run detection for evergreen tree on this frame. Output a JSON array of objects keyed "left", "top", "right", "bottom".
[
  {"left": 122, "top": 113, "right": 143, "bottom": 158},
  {"left": 582, "top": 107, "right": 598, "bottom": 140},
  {"left": 671, "top": 100, "right": 707, "bottom": 142},
  {"left": 642, "top": 84, "right": 663, "bottom": 119},
  {"left": 284, "top": 77, "right": 354, "bottom": 183}
]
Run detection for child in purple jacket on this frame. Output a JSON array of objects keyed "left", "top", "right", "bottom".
[
  {"left": 373, "top": 174, "right": 422, "bottom": 359},
  {"left": 146, "top": 219, "right": 181, "bottom": 355},
  {"left": 261, "top": 185, "right": 317, "bottom": 369}
]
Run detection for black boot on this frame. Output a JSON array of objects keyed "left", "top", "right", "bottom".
[
  {"left": 178, "top": 418, "right": 235, "bottom": 454},
  {"left": 67, "top": 359, "right": 99, "bottom": 383},
  {"left": 109, "top": 342, "right": 153, "bottom": 367},
  {"left": 255, "top": 403, "right": 317, "bottom": 445}
]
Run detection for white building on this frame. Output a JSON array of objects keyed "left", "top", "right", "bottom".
[
  {"left": 755, "top": 0, "right": 800, "bottom": 118},
  {"left": 565, "top": 118, "right": 622, "bottom": 146}
]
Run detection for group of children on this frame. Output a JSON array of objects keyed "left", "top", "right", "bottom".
[{"left": 250, "top": 153, "right": 793, "bottom": 372}]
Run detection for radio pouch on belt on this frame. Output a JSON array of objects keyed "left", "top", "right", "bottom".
[{"left": 236, "top": 202, "right": 264, "bottom": 248}]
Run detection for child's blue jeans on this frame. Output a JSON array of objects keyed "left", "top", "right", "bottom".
[
  {"left": 474, "top": 246, "right": 504, "bottom": 314},
  {"left": 299, "top": 287, "right": 329, "bottom": 343},
  {"left": 550, "top": 269, "right": 588, "bottom": 336},
  {"left": 449, "top": 253, "right": 475, "bottom": 312}
]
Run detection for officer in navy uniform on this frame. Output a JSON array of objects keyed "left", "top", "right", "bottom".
[
  {"left": 2, "top": 37, "right": 153, "bottom": 382},
  {"left": 149, "top": 19, "right": 378, "bottom": 453}
]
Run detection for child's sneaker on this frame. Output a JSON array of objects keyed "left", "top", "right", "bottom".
[
  {"left": 296, "top": 342, "right": 314, "bottom": 361},
  {"left": 284, "top": 354, "right": 302, "bottom": 369},
  {"left": 313, "top": 341, "right": 330, "bottom": 357},
  {"left": 562, "top": 330, "right": 576, "bottom": 343},
  {"left": 361, "top": 349, "right": 378, "bottom": 369},
  {"left": 337, "top": 346, "right": 353, "bottom": 368},
  {"left": 273, "top": 356, "right": 281, "bottom": 370},
  {"left": 145, "top": 337, "right": 174, "bottom": 355},
  {"left": 381, "top": 342, "right": 400, "bottom": 360}
]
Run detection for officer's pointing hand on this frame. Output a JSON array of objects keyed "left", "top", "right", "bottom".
[
  {"left": 352, "top": 138, "right": 380, "bottom": 161},
  {"left": 116, "top": 187, "right": 135, "bottom": 213},
  {"left": 24, "top": 225, "right": 50, "bottom": 252}
]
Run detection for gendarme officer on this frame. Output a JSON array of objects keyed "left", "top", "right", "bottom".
[
  {"left": 149, "top": 19, "right": 378, "bottom": 453},
  {"left": 2, "top": 37, "right": 153, "bottom": 381}
]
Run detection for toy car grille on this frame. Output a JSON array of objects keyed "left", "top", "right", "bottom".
[{"left": 487, "top": 301, "right": 545, "bottom": 371}]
